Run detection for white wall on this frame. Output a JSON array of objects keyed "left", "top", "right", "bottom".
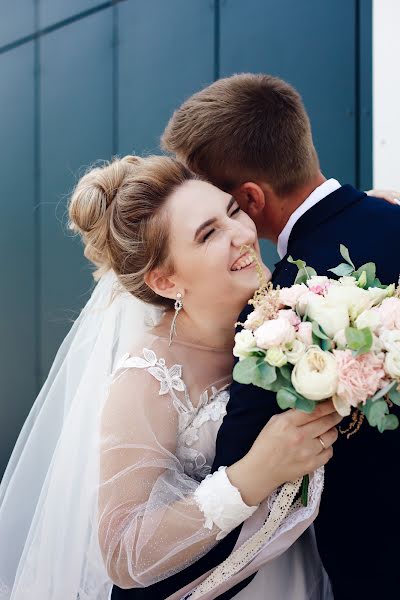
[{"left": 373, "top": 0, "right": 400, "bottom": 188}]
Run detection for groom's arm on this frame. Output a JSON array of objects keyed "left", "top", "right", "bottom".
[{"left": 211, "top": 377, "right": 280, "bottom": 473}]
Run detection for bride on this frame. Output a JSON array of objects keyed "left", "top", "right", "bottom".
[{"left": 0, "top": 155, "right": 341, "bottom": 599}]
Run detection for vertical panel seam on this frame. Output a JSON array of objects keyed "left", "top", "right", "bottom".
[
  {"left": 33, "top": 0, "right": 41, "bottom": 391},
  {"left": 214, "top": 0, "right": 220, "bottom": 81},
  {"left": 112, "top": 2, "right": 119, "bottom": 154}
]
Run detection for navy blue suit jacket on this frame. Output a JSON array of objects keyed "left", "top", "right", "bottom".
[{"left": 112, "top": 186, "right": 400, "bottom": 600}]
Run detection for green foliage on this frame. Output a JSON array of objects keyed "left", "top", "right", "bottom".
[
  {"left": 277, "top": 388, "right": 297, "bottom": 409},
  {"left": 311, "top": 321, "right": 330, "bottom": 340},
  {"left": 328, "top": 263, "right": 354, "bottom": 277},
  {"left": 345, "top": 326, "right": 373, "bottom": 356},
  {"left": 353, "top": 262, "right": 376, "bottom": 288},
  {"left": 287, "top": 256, "right": 317, "bottom": 284},
  {"left": 361, "top": 398, "right": 399, "bottom": 432},
  {"left": 389, "top": 386, "right": 400, "bottom": 406},
  {"left": 233, "top": 357, "right": 277, "bottom": 390},
  {"left": 340, "top": 244, "right": 355, "bottom": 269}
]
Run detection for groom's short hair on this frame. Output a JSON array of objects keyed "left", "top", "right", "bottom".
[{"left": 161, "top": 73, "right": 319, "bottom": 196}]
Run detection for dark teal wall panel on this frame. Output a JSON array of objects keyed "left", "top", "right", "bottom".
[
  {"left": 39, "top": 0, "right": 104, "bottom": 29},
  {"left": 220, "top": 0, "right": 357, "bottom": 266},
  {"left": 118, "top": 0, "right": 215, "bottom": 155},
  {"left": 0, "top": 0, "right": 35, "bottom": 47},
  {"left": 39, "top": 10, "right": 113, "bottom": 380},
  {"left": 0, "top": 43, "right": 36, "bottom": 475}
]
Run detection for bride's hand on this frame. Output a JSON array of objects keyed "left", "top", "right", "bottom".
[
  {"left": 366, "top": 188, "right": 400, "bottom": 205},
  {"left": 227, "top": 399, "right": 341, "bottom": 506}
]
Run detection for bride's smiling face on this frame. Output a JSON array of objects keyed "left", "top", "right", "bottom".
[{"left": 154, "top": 179, "right": 270, "bottom": 311}]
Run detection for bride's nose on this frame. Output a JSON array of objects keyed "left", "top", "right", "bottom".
[{"left": 231, "top": 221, "right": 256, "bottom": 249}]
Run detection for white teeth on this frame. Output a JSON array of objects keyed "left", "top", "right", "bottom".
[{"left": 231, "top": 253, "right": 255, "bottom": 271}]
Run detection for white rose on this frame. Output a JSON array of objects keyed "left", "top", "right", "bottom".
[
  {"left": 337, "top": 276, "right": 357, "bottom": 286},
  {"left": 284, "top": 339, "right": 306, "bottom": 365},
  {"left": 333, "top": 329, "right": 347, "bottom": 349},
  {"left": 307, "top": 294, "right": 349, "bottom": 338},
  {"left": 291, "top": 346, "right": 338, "bottom": 400},
  {"left": 326, "top": 284, "right": 370, "bottom": 321},
  {"left": 380, "top": 330, "right": 400, "bottom": 353},
  {"left": 306, "top": 276, "right": 329, "bottom": 288},
  {"left": 279, "top": 284, "right": 308, "bottom": 309},
  {"left": 233, "top": 330, "right": 256, "bottom": 360},
  {"left": 254, "top": 318, "right": 295, "bottom": 350},
  {"left": 354, "top": 309, "right": 381, "bottom": 332},
  {"left": 385, "top": 350, "right": 400, "bottom": 379},
  {"left": 244, "top": 308, "right": 263, "bottom": 331},
  {"left": 297, "top": 290, "right": 318, "bottom": 316},
  {"left": 368, "top": 284, "right": 395, "bottom": 307},
  {"left": 265, "top": 347, "right": 287, "bottom": 368}
]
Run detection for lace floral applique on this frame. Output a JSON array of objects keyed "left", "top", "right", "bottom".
[{"left": 115, "top": 350, "right": 185, "bottom": 396}]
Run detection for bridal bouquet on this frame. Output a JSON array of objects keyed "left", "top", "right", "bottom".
[{"left": 233, "top": 246, "right": 400, "bottom": 503}]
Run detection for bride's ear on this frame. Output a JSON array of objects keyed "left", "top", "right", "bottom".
[
  {"left": 145, "top": 269, "right": 178, "bottom": 301},
  {"left": 235, "top": 182, "right": 266, "bottom": 219}
]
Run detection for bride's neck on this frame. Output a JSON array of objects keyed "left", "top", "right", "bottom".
[{"left": 161, "top": 302, "right": 241, "bottom": 350}]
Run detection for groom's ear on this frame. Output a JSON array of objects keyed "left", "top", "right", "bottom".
[{"left": 235, "top": 182, "right": 266, "bottom": 219}]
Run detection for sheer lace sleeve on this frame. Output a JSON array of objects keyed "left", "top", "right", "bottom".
[{"left": 97, "top": 350, "right": 257, "bottom": 589}]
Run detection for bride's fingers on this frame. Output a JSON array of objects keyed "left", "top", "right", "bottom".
[
  {"left": 289, "top": 399, "right": 336, "bottom": 426},
  {"left": 302, "top": 411, "right": 342, "bottom": 439},
  {"left": 314, "top": 426, "right": 339, "bottom": 453},
  {"left": 366, "top": 188, "right": 400, "bottom": 205}
]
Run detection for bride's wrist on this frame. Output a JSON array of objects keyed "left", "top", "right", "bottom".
[{"left": 226, "top": 454, "right": 278, "bottom": 506}]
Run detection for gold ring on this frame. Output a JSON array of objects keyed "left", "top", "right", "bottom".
[{"left": 318, "top": 436, "right": 326, "bottom": 450}]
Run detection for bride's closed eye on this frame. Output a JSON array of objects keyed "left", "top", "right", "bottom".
[{"left": 200, "top": 204, "right": 241, "bottom": 243}]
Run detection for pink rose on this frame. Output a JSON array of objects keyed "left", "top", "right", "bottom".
[
  {"left": 377, "top": 297, "right": 400, "bottom": 331},
  {"left": 278, "top": 309, "right": 301, "bottom": 329},
  {"left": 297, "top": 322, "right": 313, "bottom": 347},
  {"left": 254, "top": 318, "right": 295, "bottom": 350},
  {"left": 279, "top": 284, "right": 308, "bottom": 309},
  {"left": 332, "top": 349, "right": 386, "bottom": 416}
]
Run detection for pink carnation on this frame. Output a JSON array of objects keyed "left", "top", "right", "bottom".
[
  {"left": 279, "top": 284, "right": 308, "bottom": 309},
  {"left": 333, "top": 350, "right": 386, "bottom": 410},
  {"left": 278, "top": 309, "right": 301, "bottom": 329},
  {"left": 377, "top": 297, "right": 400, "bottom": 330}
]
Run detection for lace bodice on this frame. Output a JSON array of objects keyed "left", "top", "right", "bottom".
[{"left": 115, "top": 347, "right": 230, "bottom": 481}]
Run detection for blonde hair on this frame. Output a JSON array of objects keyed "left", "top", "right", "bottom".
[
  {"left": 68, "top": 155, "right": 195, "bottom": 308},
  {"left": 162, "top": 73, "right": 319, "bottom": 196}
]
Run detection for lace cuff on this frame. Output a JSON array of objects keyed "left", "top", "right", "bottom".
[{"left": 194, "top": 466, "right": 258, "bottom": 540}]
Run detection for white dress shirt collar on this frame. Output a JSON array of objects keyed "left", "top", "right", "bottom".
[{"left": 277, "top": 178, "right": 341, "bottom": 259}]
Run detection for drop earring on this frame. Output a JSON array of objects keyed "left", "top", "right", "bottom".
[{"left": 169, "top": 293, "right": 183, "bottom": 346}]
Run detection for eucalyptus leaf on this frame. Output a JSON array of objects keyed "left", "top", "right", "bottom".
[
  {"left": 328, "top": 263, "right": 354, "bottom": 277},
  {"left": 321, "top": 338, "right": 333, "bottom": 352},
  {"left": 380, "top": 414, "right": 399, "bottom": 432},
  {"left": 363, "top": 399, "right": 388, "bottom": 428},
  {"left": 340, "top": 244, "right": 355, "bottom": 269},
  {"left": 389, "top": 386, "right": 400, "bottom": 406},
  {"left": 233, "top": 357, "right": 260, "bottom": 384},
  {"left": 370, "top": 380, "right": 396, "bottom": 402},
  {"left": 312, "top": 321, "right": 330, "bottom": 340},
  {"left": 280, "top": 364, "right": 293, "bottom": 382},
  {"left": 295, "top": 395, "right": 316, "bottom": 413},
  {"left": 345, "top": 327, "right": 373, "bottom": 355},
  {"left": 287, "top": 256, "right": 306, "bottom": 270},
  {"left": 253, "top": 361, "right": 277, "bottom": 390},
  {"left": 277, "top": 388, "right": 297, "bottom": 410}
]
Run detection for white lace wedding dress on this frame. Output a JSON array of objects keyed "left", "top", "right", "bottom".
[{"left": 99, "top": 332, "right": 332, "bottom": 600}]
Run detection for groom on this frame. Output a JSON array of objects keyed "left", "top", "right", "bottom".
[{"left": 160, "top": 74, "right": 400, "bottom": 600}]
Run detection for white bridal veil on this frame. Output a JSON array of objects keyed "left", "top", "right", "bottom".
[{"left": 0, "top": 270, "right": 150, "bottom": 599}]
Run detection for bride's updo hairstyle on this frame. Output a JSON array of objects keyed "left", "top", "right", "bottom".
[{"left": 68, "top": 155, "right": 195, "bottom": 308}]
